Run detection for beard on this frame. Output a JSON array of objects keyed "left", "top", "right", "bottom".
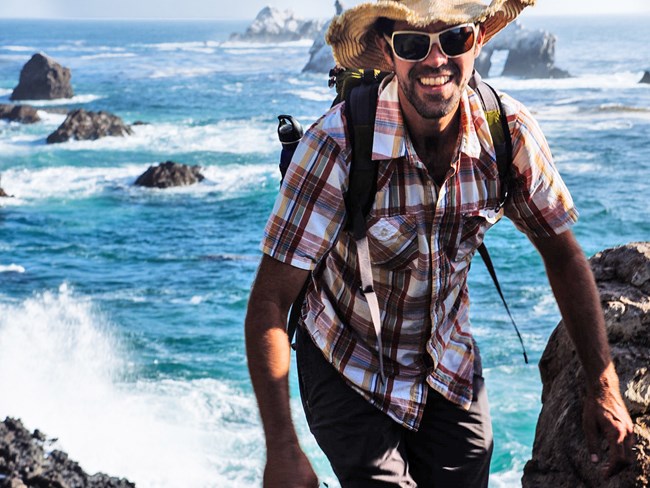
[{"left": 400, "top": 64, "right": 465, "bottom": 120}]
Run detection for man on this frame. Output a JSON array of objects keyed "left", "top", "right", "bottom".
[{"left": 245, "top": 0, "right": 634, "bottom": 486}]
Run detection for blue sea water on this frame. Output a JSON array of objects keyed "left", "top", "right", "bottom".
[{"left": 0, "top": 15, "right": 648, "bottom": 487}]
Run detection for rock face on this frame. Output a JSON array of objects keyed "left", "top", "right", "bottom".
[
  {"left": 230, "top": 6, "right": 325, "bottom": 42},
  {"left": 475, "top": 22, "right": 569, "bottom": 79},
  {"left": 0, "top": 417, "right": 135, "bottom": 487},
  {"left": 46, "top": 109, "right": 133, "bottom": 144},
  {"left": 10, "top": 53, "right": 73, "bottom": 101},
  {"left": 302, "top": 19, "right": 335, "bottom": 73},
  {"left": 0, "top": 104, "right": 40, "bottom": 124},
  {"left": 522, "top": 242, "right": 650, "bottom": 488},
  {"left": 134, "top": 161, "right": 205, "bottom": 188},
  {"left": 640, "top": 71, "right": 650, "bottom": 84}
]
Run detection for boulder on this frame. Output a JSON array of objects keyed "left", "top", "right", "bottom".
[
  {"left": 0, "top": 104, "right": 40, "bottom": 124},
  {"left": 134, "top": 161, "right": 205, "bottom": 188},
  {"left": 302, "top": 19, "right": 336, "bottom": 73},
  {"left": 522, "top": 242, "right": 650, "bottom": 488},
  {"left": 10, "top": 53, "right": 73, "bottom": 101},
  {"left": 475, "top": 22, "right": 570, "bottom": 79},
  {"left": 640, "top": 71, "right": 650, "bottom": 84},
  {"left": 46, "top": 109, "right": 133, "bottom": 144},
  {"left": 230, "top": 6, "right": 325, "bottom": 43},
  {"left": 0, "top": 417, "right": 134, "bottom": 487}
]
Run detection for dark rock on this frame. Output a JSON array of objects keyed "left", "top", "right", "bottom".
[
  {"left": 0, "top": 417, "right": 135, "bottom": 487},
  {"left": 522, "top": 242, "right": 650, "bottom": 488},
  {"left": 0, "top": 104, "right": 40, "bottom": 124},
  {"left": 134, "top": 161, "right": 205, "bottom": 188},
  {"left": 640, "top": 71, "right": 650, "bottom": 84},
  {"left": 303, "top": 19, "right": 335, "bottom": 73},
  {"left": 476, "top": 22, "right": 570, "bottom": 79},
  {"left": 10, "top": 53, "right": 73, "bottom": 101},
  {"left": 46, "top": 109, "right": 133, "bottom": 144},
  {"left": 230, "top": 6, "right": 325, "bottom": 43}
]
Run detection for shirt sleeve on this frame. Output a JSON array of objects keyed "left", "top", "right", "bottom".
[
  {"left": 261, "top": 114, "right": 349, "bottom": 270},
  {"left": 502, "top": 96, "right": 579, "bottom": 238}
]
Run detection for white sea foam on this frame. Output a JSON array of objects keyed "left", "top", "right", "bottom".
[
  {"left": 0, "top": 286, "right": 268, "bottom": 487},
  {"left": 141, "top": 41, "right": 220, "bottom": 53},
  {"left": 0, "top": 119, "right": 279, "bottom": 156},
  {"left": 0, "top": 161, "right": 278, "bottom": 201},
  {"left": 3, "top": 45, "right": 35, "bottom": 52},
  {"left": 0, "top": 264, "right": 25, "bottom": 273},
  {"left": 488, "top": 71, "right": 645, "bottom": 92},
  {"left": 80, "top": 52, "right": 137, "bottom": 60},
  {"left": 16, "top": 94, "right": 104, "bottom": 107}
]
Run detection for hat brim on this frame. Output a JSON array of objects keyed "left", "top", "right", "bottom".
[{"left": 326, "top": 0, "right": 535, "bottom": 71}]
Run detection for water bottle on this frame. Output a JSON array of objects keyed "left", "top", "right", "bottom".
[{"left": 277, "top": 115, "right": 304, "bottom": 180}]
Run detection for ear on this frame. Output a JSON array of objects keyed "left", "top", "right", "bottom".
[
  {"left": 374, "top": 32, "right": 395, "bottom": 70},
  {"left": 474, "top": 24, "right": 486, "bottom": 58}
]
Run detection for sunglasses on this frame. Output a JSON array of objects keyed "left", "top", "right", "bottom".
[{"left": 384, "top": 23, "right": 478, "bottom": 62}]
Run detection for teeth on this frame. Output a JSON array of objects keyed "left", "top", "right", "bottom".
[{"left": 420, "top": 76, "right": 450, "bottom": 86}]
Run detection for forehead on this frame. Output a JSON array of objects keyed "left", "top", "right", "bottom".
[{"left": 393, "top": 20, "right": 461, "bottom": 32}]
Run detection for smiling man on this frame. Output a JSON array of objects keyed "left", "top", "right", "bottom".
[{"left": 245, "top": 0, "right": 634, "bottom": 487}]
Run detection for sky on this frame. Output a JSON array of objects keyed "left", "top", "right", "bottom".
[{"left": 0, "top": 0, "right": 648, "bottom": 20}]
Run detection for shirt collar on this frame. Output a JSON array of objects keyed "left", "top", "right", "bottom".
[{"left": 371, "top": 76, "right": 488, "bottom": 164}]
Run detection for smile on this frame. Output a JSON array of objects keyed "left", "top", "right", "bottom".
[{"left": 419, "top": 75, "right": 451, "bottom": 87}]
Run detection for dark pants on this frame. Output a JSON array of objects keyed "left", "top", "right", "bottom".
[{"left": 296, "top": 327, "right": 493, "bottom": 488}]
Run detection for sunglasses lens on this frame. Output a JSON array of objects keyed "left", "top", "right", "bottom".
[
  {"left": 439, "top": 26, "right": 476, "bottom": 57},
  {"left": 392, "top": 33, "right": 432, "bottom": 61}
]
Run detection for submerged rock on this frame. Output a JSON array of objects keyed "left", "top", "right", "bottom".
[
  {"left": 476, "top": 22, "right": 569, "bottom": 79},
  {"left": 46, "top": 109, "right": 133, "bottom": 144},
  {"left": 10, "top": 53, "right": 74, "bottom": 101},
  {"left": 134, "top": 161, "right": 205, "bottom": 188},
  {"left": 0, "top": 417, "right": 135, "bottom": 487},
  {"left": 523, "top": 242, "right": 650, "bottom": 488},
  {"left": 0, "top": 104, "right": 41, "bottom": 124},
  {"left": 230, "top": 6, "right": 325, "bottom": 43}
]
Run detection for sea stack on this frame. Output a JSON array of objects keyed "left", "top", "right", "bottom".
[
  {"left": 11, "top": 53, "right": 74, "bottom": 101},
  {"left": 523, "top": 242, "right": 650, "bottom": 487}
]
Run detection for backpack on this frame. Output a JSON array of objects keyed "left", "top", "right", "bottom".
[{"left": 277, "top": 68, "right": 528, "bottom": 375}]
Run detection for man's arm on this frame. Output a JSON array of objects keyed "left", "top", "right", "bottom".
[
  {"left": 530, "top": 230, "right": 634, "bottom": 476},
  {"left": 244, "top": 254, "right": 317, "bottom": 488}
]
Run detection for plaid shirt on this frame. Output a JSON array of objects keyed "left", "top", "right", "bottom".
[{"left": 261, "top": 76, "right": 577, "bottom": 430}]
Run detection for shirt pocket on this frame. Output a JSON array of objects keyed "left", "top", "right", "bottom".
[
  {"left": 454, "top": 207, "right": 503, "bottom": 262},
  {"left": 366, "top": 215, "right": 419, "bottom": 271}
]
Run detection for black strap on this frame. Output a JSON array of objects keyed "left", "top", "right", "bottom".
[{"left": 344, "top": 82, "right": 380, "bottom": 241}]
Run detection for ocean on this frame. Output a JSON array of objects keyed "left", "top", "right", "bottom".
[{"left": 0, "top": 15, "right": 648, "bottom": 487}]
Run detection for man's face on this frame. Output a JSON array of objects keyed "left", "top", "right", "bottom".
[{"left": 380, "top": 21, "right": 484, "bottom": 123}]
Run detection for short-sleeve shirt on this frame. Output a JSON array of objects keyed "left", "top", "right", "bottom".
[{"left": 261, "top": 75, "right": 577, "bottom": 431}]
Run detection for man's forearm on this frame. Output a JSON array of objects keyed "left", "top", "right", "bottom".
[{"left": 245, "top": 312, "right": 300, "bottom": 447}]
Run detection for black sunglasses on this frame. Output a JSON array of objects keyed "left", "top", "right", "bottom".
[{"left": 384, "top": 23, "right": 478, "bottom": 61}]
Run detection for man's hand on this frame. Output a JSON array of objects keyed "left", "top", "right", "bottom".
[
  {"left": 582, "top": 364, "right": 635, "bottom": 477},
  {"left": 264, "top": 442, "right": 319, "bottom": 488}
]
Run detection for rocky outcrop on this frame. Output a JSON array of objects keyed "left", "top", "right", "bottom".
[
  {"left": 523, "top": 242, "right": 650, "bottom": 488},
  {"left": 10, "top": 53, "right": 73, "bottom": 101},
  {"left": 0, "top": 417, "right": 134, "bottom": 487},
  {"left": 134, "top": 161, "right": 205, "bottom": 188},
  {"left": 46, "top": 109, "right": 133, "bottom": 144},
  {"left": 0, "top": 104, "right": 40, "bottom": 124},
  {"left": 475, "top": 22, "right": 569, "bottom": 79},
  {"left": 230, "top": 6, "right": 325, "bottom": 43},
  {"left": 640, "top": 71, "right": 650, "bottom": 84},
  {"left": 302, "top": 19, "right": 335, "bottom": 73}
]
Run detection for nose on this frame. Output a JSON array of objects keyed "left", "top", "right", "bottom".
[{"left": 421, "top": 42, "right": 447, "bottom": 67}]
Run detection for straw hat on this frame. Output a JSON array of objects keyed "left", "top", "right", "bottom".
[{"left": 327, "top": 0, "right": 535, "bottom": 71}]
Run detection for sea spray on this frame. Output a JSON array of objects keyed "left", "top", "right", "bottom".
[{"left": 0, "top": 284, "right": 270, "bottom": 487}]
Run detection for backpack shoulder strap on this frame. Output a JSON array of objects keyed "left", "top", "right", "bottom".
[
  {"left": 469, "top": 71, "right": 528, "bottom": 364},
  {"left": 469, "top": 70, "right": 513, "bottom": 207},
  {"left": 344, "top": 79, "right": 380, "bottom": 240}
]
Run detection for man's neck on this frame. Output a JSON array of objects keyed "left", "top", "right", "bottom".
[{"left": 400, "top": 96, "right": 462, "bottom": 186}]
